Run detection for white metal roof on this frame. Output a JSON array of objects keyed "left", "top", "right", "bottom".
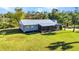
[{"left": 20, "top": 19, "right": 58, "bottom": 26}]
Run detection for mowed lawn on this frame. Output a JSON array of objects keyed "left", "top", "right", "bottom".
[{"left": 0, "top": 29, "right": 79, "bottom": 51}]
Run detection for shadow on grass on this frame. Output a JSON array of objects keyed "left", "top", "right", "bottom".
[
  {"left": 75, "top": 31, "right": 79, "bottom": 33},
  {"left": 57, "top": 30, "right": 73, "bottom": 34},
  {"left": 0, "top": 28, "right": 40, "bottom": 35},
  {"left": 25, "top": 31, "right": 39, "bottom": 35},
  {"left": 46, "top": 41, "right": 79, "bottom": 51},
  {"left": 41, "top": 32, "right": 56, "bottom": 35},
  {"left": 0, "top": 28, "right": 57, "bottom": 35},
  {"left": 0, "top": 28, "right": 23, "bottom": 35}
]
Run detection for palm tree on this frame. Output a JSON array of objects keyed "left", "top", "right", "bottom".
[
  {"left": 72, "top": 7, "right": 79, "bottom": 32},
  {"left": 15, "top": 7, "right": 25, "bottom": 24}
]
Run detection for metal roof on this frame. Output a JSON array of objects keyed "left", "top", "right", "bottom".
[
  {"left": 39, "top": 23, "right": 56, "bottom": 26},
  {"left": 20, "top": 19, "right": 58, "bottom": 26}
]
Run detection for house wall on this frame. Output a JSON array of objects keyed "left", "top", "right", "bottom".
[
  {"left": 19, "top": 21, "right": 39, "bottom": 32},
  {"left": 40, "top": 26, "right": 57, "bottom": 32},
  {"left": 55, "top": 25, "right": 62, "bottom": 31},
  {"left": 19, "top": 22, "right": 25, "bottom": 32},
  {"left": 38, "top": 25, "right": 62, "bottom": 33},
  {"left": 20, "top": 24, "right": 62, "bottom": 33},
  {"left": 23, "top": 25, "right": 38, "bottom": 32}
]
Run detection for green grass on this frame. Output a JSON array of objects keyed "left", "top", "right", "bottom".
[{"left": 0, "top": 29, "right": 79, "bottom": 51}]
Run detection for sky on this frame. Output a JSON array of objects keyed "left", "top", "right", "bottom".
[{"left": 0, "top": 7, "right": 77, "bottom": 14}]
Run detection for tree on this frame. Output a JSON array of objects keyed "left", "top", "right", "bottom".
[
  {"left": 15, "top": 7, "right": 25, "bottom": 23},
  {"left": 48, "top": 9, "right": 59, "bottom": 20},
  {"left": 25, "top": 11, "right": 48, "bottom": 19},
  {"left": 72, "top": 7, "right": 79, "bottom": 32},
  {"left": 3, "top": 12, "right": 18, "bottom": 28}
]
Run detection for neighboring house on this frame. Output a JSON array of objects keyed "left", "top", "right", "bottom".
[{"left": 19, "top": 19, "right": 62, "bottom": 33}]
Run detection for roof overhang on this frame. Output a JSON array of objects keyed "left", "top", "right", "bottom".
[{"left": 39, "top": 23, "right": 57, "bottom": 27}]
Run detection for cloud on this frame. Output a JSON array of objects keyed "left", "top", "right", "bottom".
[
  {"left": 2, "top": 7, "right": 11, "bottom": 11},
  {"left": 35, "top": 7, "right": 58, "bottom": 12},
  {"left": 1, "top": 7, "right": 58, "bottom": 13},
  {"left": 36, "top": 8, "right": 43, "bottom": 12},
  {"left": 45, "top": 7, "right": 58, "bottom": 12},
  {"left": 2, "top": 7, "right": 15, "bottom": 13},
  {"left": 46, "top": 7, "right": 58, "bottom": 9}
]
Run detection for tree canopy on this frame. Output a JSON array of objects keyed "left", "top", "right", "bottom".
[{"left": 0, "top": 7, "right": 79, "bottom": 32}]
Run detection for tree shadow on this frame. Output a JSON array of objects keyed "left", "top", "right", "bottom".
[
  {"left": 41, "top": 32, "right": 56, "bottom": 35},
  {"left": 75, "top": 31, "right": 79, "bottom": 33},
  {"left": 57, "top": 31, "right": 72, "bottom": 34},
  {"left": 0, "top": 27, "right": 57, "bottom": 35},
  {"left": 25, "top": 31, "right": 39, "bottom": 35},
  {"left": 0, "top": 28, "right": 40, "bottom": 35},
  {"left": 46, "top": 41, "right": 79, "bottom": 51},
  {"left": 0, "top": 28, "right": 22, "bottom": 35}
]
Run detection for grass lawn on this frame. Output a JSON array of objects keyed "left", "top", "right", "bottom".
[{"left": 0, "top": 29, "right": 79, "bottom": 51}]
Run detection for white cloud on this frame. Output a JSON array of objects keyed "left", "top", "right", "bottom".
[
  {"left": 2, "top": 7, "right": 12, "bottom": 11},
  {"left": 47, "top": 7, "right": 58, "bottom": 9},
  {"left": 36, "top": 8, "right": 43, "bottom": 12},
  {"left": 36, "top": 7, "right": 58, "bottom": 12},
  {"left": 45, "top": 7, "right": 58, "bottom": 12}
]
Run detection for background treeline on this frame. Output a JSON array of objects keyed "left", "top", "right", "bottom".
[{"left": 0, "top": 7, "right": 79, "bottom": 32}]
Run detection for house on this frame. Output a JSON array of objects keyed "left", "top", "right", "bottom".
[{"left": 19, "top": 19, "right": 62, "bottom": 33}]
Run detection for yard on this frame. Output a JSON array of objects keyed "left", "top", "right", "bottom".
[{"left": 0, "top": 29, "right": 79, "bottom": 51}]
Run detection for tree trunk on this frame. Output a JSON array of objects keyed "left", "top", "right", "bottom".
[
  {"left": 64, "top": 27, "right": 66, "bottom": 30},
  {"left": 64, "top": 25, "right": 66, "bottom": 30},
  {"left": 73, "top": 24, "right": 75, "bottom": 32}
]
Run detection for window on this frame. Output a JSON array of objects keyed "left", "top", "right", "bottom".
[
  {"left": 31, "top": 26, "right": 34, "bottom": 28},
  {"left": 26, "top": 25, "right": 30, "bottom": 28}
]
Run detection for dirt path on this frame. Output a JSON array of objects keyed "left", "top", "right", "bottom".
[{"left": 64, "top": 28, "right": 79, "bottom": 31}]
